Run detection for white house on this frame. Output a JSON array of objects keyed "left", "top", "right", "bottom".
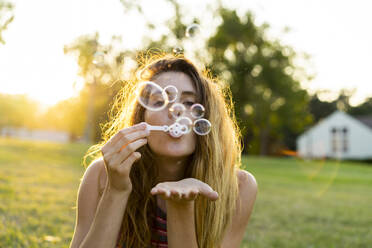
[{"left": 297, "top": 110, "right": 372, "bottom": 160}]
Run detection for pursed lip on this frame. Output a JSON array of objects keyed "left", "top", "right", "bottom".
[{"left": 167, "top": 132, "right": 182, "bottom": 139}]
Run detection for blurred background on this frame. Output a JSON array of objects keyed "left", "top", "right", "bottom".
[{"left": 0, "top": 0, "right": 371, "bottom": 247}]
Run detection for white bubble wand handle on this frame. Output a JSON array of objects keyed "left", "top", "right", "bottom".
[
  {"left": 145, "top": 124, "right": 169, "bottom": 132},
  {"left": 145, "top": 123, "right": 186, "bottom": 138}
]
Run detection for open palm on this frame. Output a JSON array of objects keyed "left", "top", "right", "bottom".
[{"left": 150, "top": 178, "right": 219, "bottom": 203}]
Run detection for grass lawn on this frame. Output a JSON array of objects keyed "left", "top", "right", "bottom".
[{"left": 0, "top": 137, "right": 371, "bottom": 247}]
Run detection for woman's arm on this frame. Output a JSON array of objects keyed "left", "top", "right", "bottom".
[
  {"left": 69, "top": 159, "right": 131, "bottom": 248},
  {"left": 71, "top": 123, "right": 148, "bottom": 248},
  {"left": 150, "top": 178, "right": 219, "bottom": 248},
  {"left": 78, "top": 183, "right": 131, "bottom": 248},
  {"left": 166, "top": 200, "right": 198, "bottom": 248}
]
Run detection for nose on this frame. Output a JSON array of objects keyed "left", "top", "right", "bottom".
[
  {"left": 166, "top": 103, "right": 175, "bottom": 121},
  {"left": 174, "top": 108, "right": 183, "bottom": 118},
  {"left": 167, "top": 107, "right": 183, "bottom": 120},
  {"left": 167, "top": 108, "right": 173, "bottom": 119}
]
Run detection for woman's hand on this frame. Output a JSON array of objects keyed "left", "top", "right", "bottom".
[
  {"left": 150, "top": 178, "right": 219, "bottom": 203},
  {"left": 100, "top": 122, "right": 149, "bottom": 194}
]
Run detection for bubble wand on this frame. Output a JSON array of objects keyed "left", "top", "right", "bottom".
[{"left": 136, "top": 81, "right": 211, "bottom": 138}]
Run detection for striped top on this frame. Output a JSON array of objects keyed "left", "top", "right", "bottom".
[
  {"left": 116, "top": 205, "right": 168, "bottom": 248},
  {"left": 151, "top": 205, "right": 168, "bottom": 247}
]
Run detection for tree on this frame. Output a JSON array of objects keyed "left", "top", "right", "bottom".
[
  {"left": 309, "top": 88, "right": 372, "bottom": 122},
  {"left": 308, "top": 92, "right": 338, "bottom": 123},
  {"left": 63, "top": 33, "right": 127, "bottom": 143},
  {"left": 348, "top": 97, "right": 372, "bottom": 116},
  {"left": 206, "top": 9, "right": 313, "bottom": 155},
  {"left": 0, "top": 0, "right": 14, "bottom": 44},
  {"left": 308, "top": 88, "right": 358, "bottom": 123},
  {"left": 0, "top": 93, "right": 40, "bottom": 129}
]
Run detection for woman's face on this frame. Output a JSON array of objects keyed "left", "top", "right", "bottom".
[{"left": 144, "top": 71, "right": 198, "bottom": 158}]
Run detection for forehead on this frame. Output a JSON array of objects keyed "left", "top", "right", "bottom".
[{"left": 152, "top": 71, "right": 196, "bottom": 94}]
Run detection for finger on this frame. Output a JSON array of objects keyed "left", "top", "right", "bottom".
[
  {"left": 101, "top": 122, "right": 147, "bottom": 154},
  {"left": 170, "top": 189, "right": 182, "bottom": 200},
  {"left": 152, "top": 187, "right": 169, "bottom": 198},
  {"left": 199, "top": 186, "right": 219, "bottom": 201},
  {"left": 187, "top": 189, "right": 199, "bottom": 200},
  {"left": 153, "top": 183, "right": 174, "bottom": 199},
  {"left": 157, "top": 188, "right": 171, "bottom": 199},
  {"left": 208, "top": 191, "right": 219, "bottom": 201},
  {"left": 150, "top": 187, "right": 165, "bottom": 195},
  {"left": 117, "top": 152, "right": 141, "bottom": 174},
  {"left": 150, "top": 187, "right": 158, "bottom": 195},
  {"left": 114, "top": 128, "right": 150, "bottom": 152},
  {"left": 111, "top": 138, "right": 147, "bottom": 166}
]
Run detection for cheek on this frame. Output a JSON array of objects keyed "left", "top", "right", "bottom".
[{"left": 144, "top": 110, "right": 167, "bottom": 125}]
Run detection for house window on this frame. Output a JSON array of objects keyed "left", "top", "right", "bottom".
[
  {"left": 331, "top": 127, "right": 338, "bottom": 153},
  {"left": 342, "top": 127, "right": 348, "bottom": 152},
  {"left": 330, "top": 127, "right": 348, "bottom": 153}
]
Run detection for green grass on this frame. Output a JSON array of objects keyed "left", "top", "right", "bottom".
[
  {"left": 0, "top": 137, "right": 371, "bottom": 247},
  {"left": 241, "top": 156, "right": 372, "bottom": 248},
  {"left": 0, "top": 137, "right": 89, "bottom": 248}
]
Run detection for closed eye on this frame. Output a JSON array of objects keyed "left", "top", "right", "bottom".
[
  {"left": 154, "top": 101, "right": 164, "bottom": 106},
  {"left": 183, "top": 101, "right": 195, "bottom": 107}
]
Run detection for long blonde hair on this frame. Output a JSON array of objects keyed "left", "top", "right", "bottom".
[{"left": 83, "top": 52, "right": 243, "bottom": 248}]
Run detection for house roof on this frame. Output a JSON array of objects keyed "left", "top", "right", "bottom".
[
  {"left": 355, "top": 115, "right": 372, "bottom": 129},
  {"left": 300, "top": 111, "right": 372, "bottom": 137}
]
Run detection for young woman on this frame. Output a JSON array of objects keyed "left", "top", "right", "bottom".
[{"left": 69, "top": 53, "right": 257, "bottom": 248}]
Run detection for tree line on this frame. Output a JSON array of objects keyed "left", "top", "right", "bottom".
[{"left": 1, "top": 2, "right": 371, "bottom": 155}]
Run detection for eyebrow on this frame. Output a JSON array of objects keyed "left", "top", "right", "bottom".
[{"left": 181, "top": 91, "right": 196, "bottom": 97}]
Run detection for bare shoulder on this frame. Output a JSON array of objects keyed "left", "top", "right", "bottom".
[
  {"left": 236, "top": 169, "right": 258, "bottom": 194},
  {"left": 235, "top": 169, "right": 258, "bottom": 221},
  {"left": 237, "top": 169, "right": 257, "bottom": 187}
]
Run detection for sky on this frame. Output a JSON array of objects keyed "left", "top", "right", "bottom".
[{"left": 0, "top": 0, "right": 371, "bottom": 109}]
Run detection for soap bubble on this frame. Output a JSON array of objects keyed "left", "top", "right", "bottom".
[
  {"left": 164, "top": 85, "right": 178, "bottom": 103},
  {"left": 185, "top": 24, "right": 201, "bottom": 38},
  {"left": 176, "top": 116, "right": 193, "bottom": 134},
  {"left": 173, "top": 46, "right": 184, "bottom": 55},
  {"left": 190, "top": 103, "right": 205, "bottom": 119},
  {"left": 169, "top": 103, "right": 186, "bottom": 119},
  {"left": 136, "top": 81, "right": 169, "bottom": 111},
  {"left": 193, "top": 118, "right": 211, "bottom": 135},
  {"left": 93, "top": 51, "right": 105, "bottom": 67}
]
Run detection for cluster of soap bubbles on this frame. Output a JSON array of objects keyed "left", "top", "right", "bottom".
[
  {"left": 136, "top": 80, "right": 211, "bottom": 136},
  {"left": 173, "top": 23, "right": 201, "bottom": 56}
]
